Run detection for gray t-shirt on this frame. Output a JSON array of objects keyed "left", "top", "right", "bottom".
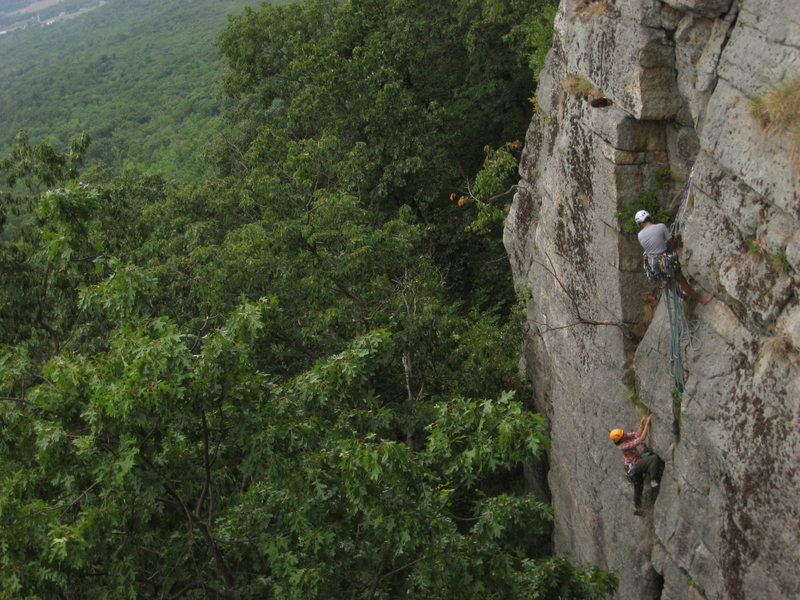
[{"left": 637, "top": 223, "right": 671, "bottom": 254}]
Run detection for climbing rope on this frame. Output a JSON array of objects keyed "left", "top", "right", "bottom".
[
  {"left": 670, "top": 168, "right": 694, "bottom": 236},
  {"left": 661, "top": 169, "right": 701, "bottom": 390},
  {"left": 651, "top": 276, "right": 701, "bottom": 392},
  {"left": 661, "top": 279, "right": 693, "bottom": 390}
]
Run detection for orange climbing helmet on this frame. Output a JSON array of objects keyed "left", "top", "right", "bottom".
[{"left": 609, "top": 429, "right": 624, "bottom": 443}]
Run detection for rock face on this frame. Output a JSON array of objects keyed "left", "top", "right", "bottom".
[{"left": 503, "top": 1, "right": 799, "bottom": 598}]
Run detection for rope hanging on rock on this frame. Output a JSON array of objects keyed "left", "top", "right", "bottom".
[
  {"left": 670, "top": 168, "right": 694, "bottom": 236},
  {"left": 662, "top": 278, "right": 698, "bottom": 391},
  {"left": 663, "top": 169, "right": 700, "bottom": 390}
]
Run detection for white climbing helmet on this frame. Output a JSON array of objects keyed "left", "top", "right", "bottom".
[{"left": 634, "top": 209, "right": 651, "bottom": 225}]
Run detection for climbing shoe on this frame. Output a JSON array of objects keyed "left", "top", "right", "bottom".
[{"left": 634, "top": 508, "right": 643, "bottom": 517}]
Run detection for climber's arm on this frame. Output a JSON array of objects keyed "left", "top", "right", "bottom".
[{"left": 636, "top": 415, "right": 652, "bottom": 440}]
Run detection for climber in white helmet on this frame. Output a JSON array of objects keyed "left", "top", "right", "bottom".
[{"left": 634, "top": 210, "right": 714, "bottom": 305}]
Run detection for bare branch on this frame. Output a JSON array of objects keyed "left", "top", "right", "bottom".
[
  {"left": 195, "top": 411, "right": 211, "bottom": 521},
  {"left": 162, "top": 481, "right": 235, "bottom": 590},
  {"left": 189, "top": 315, "right": 211, "bottom": 353},
  {"left": 365, "top": 545, "right": 392, "bottom": 600},
  {"left": 470, "top": 184, "right": 518, "bottom": 205},
  {"left": 31, "top": 372, "right": 60, "bottom": 392},
  {"left": 59, "top": 480, "right": 103, "bottom": 519},
  {"left": 393, "top": 269, "right": 427, "bottom": 450},
  {"left": 379, "top": 555, "right": 426, "bottom": 581},
  {"left": 166, "top": 582, "right": 204, "bottom": 600},
  {"left": 530, "top": 252, "right": 633, "bottom": 339}
]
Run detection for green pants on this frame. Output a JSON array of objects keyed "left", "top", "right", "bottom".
[{"left": 625, "top": 454, "right": 664, "bottom": 508}]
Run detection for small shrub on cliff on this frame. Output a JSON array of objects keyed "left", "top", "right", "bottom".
[
  {"left": 564, "top": 74, "right": 598, "bottom": 98},
  {"left": 615, "top": 169, "right": 672, "bottom": 233},
  {"left": 563, "top": 73, "right": 610, "bottom": 107},
  {"left": 573, "top": 0, "right": 608, "bottom": 21},
  {"left": 454, "top": 141, "right": 522, "bottom": 234},
  {"left": 672, "top": 387, "right": 683, "bottom": 427},
  {"left": 525, "top": 0, "right": 559, "bottom": 81},
  {"left": 744, "top": 236, "right": 765, "bottom": 255},
  {"left": 744, "top": 238, "right": 792, "bottom": 273},
  {"left": 771, "top": 251, "right": 791, "bottom": 272},
  {"left": 749, "top": 78, "right": 800, "bottom": 166},
  {"left": 617, "top": 199, "right": 670, "bottom": 234}
]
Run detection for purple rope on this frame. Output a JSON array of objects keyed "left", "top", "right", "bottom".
[{"left": 671, "top": 170, "right": 694, "bottom": 233}]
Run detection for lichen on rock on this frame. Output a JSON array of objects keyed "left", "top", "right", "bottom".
[{"left": 504, "top": 1, "right": 800, "bottom": 598}]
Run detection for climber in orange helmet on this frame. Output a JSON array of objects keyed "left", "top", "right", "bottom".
[{"left": 609, "top": 414, "right": 664, "bottom": 516}]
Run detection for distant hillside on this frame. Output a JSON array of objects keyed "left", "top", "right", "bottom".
[
  {"left": 0, "top": 0, "right": 106, "bottom": 32},
  {"left": 0, "top": 0, "right": 258, "bottom": 180}
]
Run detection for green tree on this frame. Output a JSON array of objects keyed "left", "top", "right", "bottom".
[
  {"left": 0, "top": 0, "right": 256, "bottom": 181},
  {"left": 0, "top": 125, "right": 614, "bottom": 598},
  {"left": 0, "top": 303, "right": 614, "bottom": 597},
  {"left": 214, "top": 0, "right": 556, "bottom": 309},
  {"left": 0, "top": 0, "right": 616, "bottom": 594},
  {"left": 0, "top": 130, "right": 95, "bottom": 351}
]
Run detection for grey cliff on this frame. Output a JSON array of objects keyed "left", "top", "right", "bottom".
[{"left": 503, "top": 1, "right": 799, "bottom": 598}]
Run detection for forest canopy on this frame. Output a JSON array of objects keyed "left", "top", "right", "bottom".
[
  {"left": 0, "top": 0, "right": 617, "bottom": 597},
  {"left": 0, "top": 0, "right": 255, "bottom": 180}
]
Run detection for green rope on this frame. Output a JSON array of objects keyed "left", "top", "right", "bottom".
[
  {"left": 661, "top": 278, "right": 701, "bottom": 391},
  {"left": 663, "top": 170, "right": 699, "bottom": 389},
  {"left": 648, "top": 169, "right": 701, "bottom": 389},
  {"left": 664, "top": 280, "right": 686, "bottom": 390}
]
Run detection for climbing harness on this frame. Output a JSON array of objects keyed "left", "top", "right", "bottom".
[{"left": 643, "top": 251, "right": 678, "bottom": 285}]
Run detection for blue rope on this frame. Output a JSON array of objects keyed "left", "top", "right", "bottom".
[
  {"left": 648, "top": 170, "right": 701, "bottom": 390},
  {"left": 662, "top": 278, "right": 702, "bottom": 391},
  {"left": 664, "top": 170, "right": 700, "bottom": 389}
]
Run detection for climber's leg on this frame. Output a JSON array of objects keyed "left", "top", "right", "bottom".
[
  {"left": 676, "top": 273, "right": 714, "bottom": 305},
  {"left": 626, "top": 465, "right": 644, "bottom": 515}
]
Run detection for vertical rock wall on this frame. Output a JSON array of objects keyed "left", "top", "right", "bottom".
[{"left": 504, "top": 1, "right": 799, "bottom": 598}]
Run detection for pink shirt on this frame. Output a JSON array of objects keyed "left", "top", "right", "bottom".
[{"left": 618, "top": 432, "right": 645, "bottom": 466}]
